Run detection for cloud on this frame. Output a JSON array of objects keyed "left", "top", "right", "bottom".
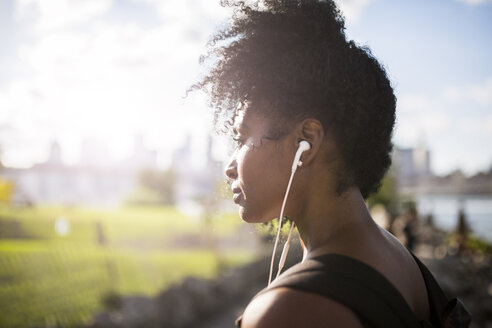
[
  {"left": 455, "top": 0, "right": 492, "bottom": 5},
  {"left": 459, "top": 115, "right": 492, "bottom": 138},
  {"left": 398, "top": 94, "right": 435, "bottom": 114},
  {"left": 444, "top": 77, "right": 492, "bottom": 106},
  {"left": 136, "top": 0, "right": 231, "bottom": 33},
  {"left": 1, "top": 0, "right": 232, "bottom": 167},
  {"left": 14, "top": 0, "right": 113, "bottom": 31},
  {"left": 397, "top": 94, "right": 452, "bottom": 136},
  {"left": 334, "top": 0, "right": 374, "bottom": 24},
  {"left": 395, "top": 80, "right": 492, "bottom": 175}
]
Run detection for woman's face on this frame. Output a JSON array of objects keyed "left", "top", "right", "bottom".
[{"left": 225, "top": 109, "right": 292, "bottom": 223}]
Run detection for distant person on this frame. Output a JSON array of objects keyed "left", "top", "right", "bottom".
[
  {"left": 95, "top": 220, "right": 107, "bottom": 246},
  {"left": 425, "top": 213, "right": 435, "bottom": 228},
  {"left": 194, "top": 0, "right": 470, "bottom": 326},
  {"left": 456, "top": 207, "right": 472, "bottom": 254},
  {"left": 403, "top": 205, "right": 419, "bottom": 252}
]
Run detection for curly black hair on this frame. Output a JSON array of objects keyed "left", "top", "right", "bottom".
[{"left": 192, "top": 0, "right": 396, "bottom": 199}]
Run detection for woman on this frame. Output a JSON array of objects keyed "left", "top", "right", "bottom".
[{"left": 194, "top": 0, "right": 470, "bottom": 327}]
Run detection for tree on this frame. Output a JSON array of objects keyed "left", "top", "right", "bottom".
[
  {"left": 126, "top": 168, "right": 175, "bottom": 205},
  {"left": 367, "top": 173, "right": 399, "bottom": 213},
  {"left": 0, "top": 178, "right": 13, "bottom": 203}
]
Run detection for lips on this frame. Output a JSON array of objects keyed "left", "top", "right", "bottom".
[
  {"left": 233, "top": 193, "right": 242, "bottom": 204},
  {"left": 232, "top": 186, "right": 242, "bottom": 204}
]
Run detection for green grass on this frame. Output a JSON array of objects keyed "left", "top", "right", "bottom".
[
  {"left": 445, "top": 232, "right": 492, "bottom": 254},
  {"left": 0, "top": 205, "right": 256, "bottom": 327},
  {"left": 0, "top": 205, "right": 240, "bottom": 241}
]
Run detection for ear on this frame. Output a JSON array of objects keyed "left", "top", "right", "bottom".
[{"left": 293, "top": 119, "right": 325, "bottom": 167}]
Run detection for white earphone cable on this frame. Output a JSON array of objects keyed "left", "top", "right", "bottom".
[
  {"left": 268, "top": 166, "right": 297, "bottom": 285},
  {"left": 276, "top": 221, "right": 295, "bottom": 279}
]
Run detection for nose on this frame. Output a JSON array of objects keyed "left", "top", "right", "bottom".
[{"left": 224, "top": 156, "right": 238, "bottom": 180}]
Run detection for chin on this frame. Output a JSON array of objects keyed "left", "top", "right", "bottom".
[{"left": 238, "top": 206, "right": 277, "bottom": 224}]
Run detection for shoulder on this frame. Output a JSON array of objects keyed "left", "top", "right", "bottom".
[{"left": 241, "top": 287, "right": 364, "bottom": 328}]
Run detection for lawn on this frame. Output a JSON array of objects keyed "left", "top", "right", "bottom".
[{"left": 0, "top": 205, "right": 256, "bottom": 327}]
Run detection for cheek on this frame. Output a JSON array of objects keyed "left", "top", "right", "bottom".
[
  {"left": 236, "top": 145, "right": 288, "bottom": 222},
  {"left": 236, "top": 146, "right": 263, "bottom": 190}
]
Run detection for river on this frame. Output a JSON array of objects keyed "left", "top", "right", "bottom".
[{"left": 415, "top": 194, "right": 492, "bottom": 243}]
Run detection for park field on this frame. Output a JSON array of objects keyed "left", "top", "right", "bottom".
[{"left": 0, "top": 205, "right": 256, "bottom": 327}]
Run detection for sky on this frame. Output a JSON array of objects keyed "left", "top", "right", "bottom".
[{"left": 0, "top": 0, "right": 491, "bottom": 175}]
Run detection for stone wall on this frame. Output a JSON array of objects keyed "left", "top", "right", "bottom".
[{"left": 87, "top": 248, "right": 302, "bottom": 328}]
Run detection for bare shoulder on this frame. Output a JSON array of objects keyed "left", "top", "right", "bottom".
[{"left": 241, "top": 287, "right": 364, "bottom": 328}]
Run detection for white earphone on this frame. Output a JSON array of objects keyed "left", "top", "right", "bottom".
[
  {"left": 292, "top": 140, "right": 311, "bottom": 172},
  {"left": 268, "top": 140, "right": 311, "bottom": 285}
]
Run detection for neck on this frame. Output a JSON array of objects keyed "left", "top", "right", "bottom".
[{"left": 293, "top": 186, "right": 374, "bottom": 260}]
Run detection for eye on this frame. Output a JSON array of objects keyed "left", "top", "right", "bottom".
[{"left": 232, "top": 136, "right": 245, "bottom": 148}]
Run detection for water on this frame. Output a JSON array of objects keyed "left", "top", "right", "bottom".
[{"left": 415, "top": 194, "right": 492, "bottom": 243}]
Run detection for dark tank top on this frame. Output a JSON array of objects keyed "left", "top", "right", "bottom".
[{"left": 235, "top": 253, "right": 471, "bottom": 327}]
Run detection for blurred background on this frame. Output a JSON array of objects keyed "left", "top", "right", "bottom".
[{"left": 0, "top": 0, "right": 491, "bottom": 327}]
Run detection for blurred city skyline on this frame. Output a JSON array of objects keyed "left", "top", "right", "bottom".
[{"left": 0, "top": 0, "right": 491, "bottom": 175}]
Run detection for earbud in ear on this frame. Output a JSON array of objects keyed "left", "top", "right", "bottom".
[{"left": 292, "top": 140, "right": 311, "bottom": 171}]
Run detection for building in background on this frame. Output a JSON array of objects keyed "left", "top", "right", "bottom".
[
  {"left": 1, "top": 134, "right": 224, "bottom": 207},
  {"left": 392, "top": 144, "right": 492, "bottom": 195},
  {"left": 2, "top": 136, "right": 157, "bottom": 206},
  {"left": 392, "top": 144, "right": 432, "bottom": 186},
  {"left": 171, "top": 135, "right": 223, "bottom": 211}
]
